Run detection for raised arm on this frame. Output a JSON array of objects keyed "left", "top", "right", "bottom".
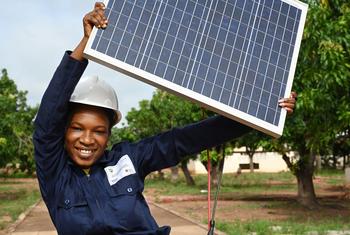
[
  {"left": 132, "top": 94, "right": 297, "bottom": 177},
  {"left": 128, "top": 115, "right": 250, "bottom": 177},
  {"left": 33, "top": 3, "right": 108, "bottom": 196}
]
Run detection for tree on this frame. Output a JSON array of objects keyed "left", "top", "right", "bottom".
[
  {"left": 264, "top": 0, "right": 350, "bottom": 208},
  {"left": 236, "top": 130, "right": 267, "bottom": 173},
  {"left": 200, "top": 143, "right": 235, "bottom": 186},
  {"left": 0, "top": 69, "right": 36, "bottom": 173}
]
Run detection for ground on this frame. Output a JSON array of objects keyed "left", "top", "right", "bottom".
[
  {"left": 145, "top": 176, "right": 350, "bottom": 228},
  {"left": 0, "top": 178, "right": 40, "bottom": 234},
  {"left": 1, "top": 175, "right": 349, "bottom": 234},
  {"left": 154, "top": 193, "right": 350, "bottom": 223}
]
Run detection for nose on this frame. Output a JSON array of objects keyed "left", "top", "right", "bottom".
[{"left": 80, "top": 131, "right": 95, "bottom": 145}]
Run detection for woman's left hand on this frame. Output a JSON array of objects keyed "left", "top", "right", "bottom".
[{"left": 278, "top": 91, "right": 297, "bottom": 115}]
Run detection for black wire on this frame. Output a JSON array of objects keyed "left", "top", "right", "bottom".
[
  {"left": 207, "top": 146, "right": 225, "bottom": 235},
  {"left": 207, "top": 220, "right": 216, "bottom": 235}
]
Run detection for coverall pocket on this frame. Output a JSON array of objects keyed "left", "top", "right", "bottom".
[
  {"left": 106, "top": 174, "right": 150, "bottom": 229},
  {"left": 56, "top": 192, "right": 91, "bottom": 233},
  {"left": 107, "top": 174, "right": 142, "bottom": 197},
  {"left": 57, "top": 193, "right": 88, "bottom": 209}
]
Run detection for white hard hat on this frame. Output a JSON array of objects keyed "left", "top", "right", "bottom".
[{"left": 70, "top": 76, "right": 122, "bottom": 125}]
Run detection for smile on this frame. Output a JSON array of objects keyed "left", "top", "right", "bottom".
[
  {"left": 75, "top": 147, "right": 96, "bottom": 158},
  {"left": 80, "top": 149, "right": 93, "bottom": 154}
]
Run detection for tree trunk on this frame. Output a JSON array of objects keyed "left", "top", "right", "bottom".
[
  {"left": 249, "top": 154, "right": 254, "bottom": 173},
  {"left": 170, "top": 166, "right": 179, "bottom": 182},
  {"left": 296, "top": 168, "right": 319, "bottom": 209},
  {"left": 211, "top": 165, "right": 218, "bottom": 186},
  {"left": 180, "top": 161, "right": 195, "bottom": 186},
  {"left": 315, "top": 155, "right": 321, "bottom": 172},
  {"left": 345, "top": 167, "right": 350, "bottom": 185},
  {"left": 282, "top": 153, "right": 319, "bottom": 209},
  {"left": 201, "top": 160, "right": 219, "bottom": 186},
  {"left": 157, "top": 170, "right": 164, "bottom": 180},
  {"left": 332, "top": 154, "right": 337, "bottom": 169}
]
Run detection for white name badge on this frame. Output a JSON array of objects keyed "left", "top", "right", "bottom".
[{"left": 104, "top": 155, "right": 136, "bottom": 186}]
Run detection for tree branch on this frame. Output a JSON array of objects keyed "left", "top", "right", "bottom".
[{"left": 282, "top": 154, "right": 293, "bottom": 169}]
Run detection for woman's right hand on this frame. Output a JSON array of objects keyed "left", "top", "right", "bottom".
[
  {"left": 82, "top": 2, "right": 108, "bottom": 39},
  {"left": 71, "top": 2, "right": 108, "bottom": 61}
]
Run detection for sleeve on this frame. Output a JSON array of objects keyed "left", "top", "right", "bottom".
[
  {"left": 33, "top": 51, "right": 88, "bottom": 194},
  {"left": 132, "top": 115, "right": 252, "bottom": 177}
]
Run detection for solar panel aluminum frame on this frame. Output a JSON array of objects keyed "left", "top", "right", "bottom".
[{"left": 84, "top": 0, "right": 308, "bottom": 138}]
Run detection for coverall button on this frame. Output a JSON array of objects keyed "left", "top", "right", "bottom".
[
  {"left": 64, "top": 199, "right": 70, "bottom": 205},
  {"left": 127, "top": 187, "right": 133, "bottom": 193}
]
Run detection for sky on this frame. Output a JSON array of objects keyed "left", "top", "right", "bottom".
[{"left": 0, "top": 0, "right": 155, "bottom": 126}]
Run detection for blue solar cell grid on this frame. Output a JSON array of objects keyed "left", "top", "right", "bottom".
[{"left": 91, "top": 0, "right": 302, "bottom": 127}]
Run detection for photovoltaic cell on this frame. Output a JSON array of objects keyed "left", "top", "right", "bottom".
[{"left": 84, "top": 0, "right": 308, "bottom": 137}]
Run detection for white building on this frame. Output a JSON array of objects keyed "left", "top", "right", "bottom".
[{"left": 187, "top": 149, "right": 290, "bottom": 174}]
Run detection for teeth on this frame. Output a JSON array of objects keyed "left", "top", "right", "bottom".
[{"left": 80, "top": 149, "right": 92, "bottom": 154}]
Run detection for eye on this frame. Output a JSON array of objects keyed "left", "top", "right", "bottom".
[
  {"left": 95, "top": 129, "right": 107, "bottom": 135},
  {"left": 71, "top": 126, "right": 82, "bottom": 131}
]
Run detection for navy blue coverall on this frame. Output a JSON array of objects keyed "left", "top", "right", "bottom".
[{"left": 33, "top": 51, "right": 251, "bottom": 235}]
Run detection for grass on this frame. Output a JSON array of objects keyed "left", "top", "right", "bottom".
[
  {"left": 325, "top": 177, "right": 345, "bottom": 185},
  {"left": 0, "top": 172, "right": 34, "bottom": 179},
  {"left": 145, "top": 171, "right": 297, "bottom": 195},
  {"left": 315, "top": 169, "right": 345, "bottom": 185},
  {"left": 212, "top": 201, "right": 350, "bottom": 235},
  {"left": 146, "top": 170, "right": 349, "bottom": 234},
  {"left": 315, "top": 168, "right": 344, "bottom": 177},
  {"left": 0, "top": 179, "right": 40, "bottom": 230},
  {"left": 216, "top": 218, "right": 350, "bottom": 235},
  {"left": 145, "top": 176, "right": 202, "bottom": 195}
]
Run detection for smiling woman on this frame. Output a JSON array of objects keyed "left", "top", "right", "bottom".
[
  {"left": 65, "top": 104, "right": 110, "bottom": 169},
  {"left": 32, "top": 2, "right": 296, "bottom": 235}
]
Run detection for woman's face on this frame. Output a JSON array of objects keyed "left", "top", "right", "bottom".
[{"left": 65, "top": 105, "right": 110, "bottom": 169}]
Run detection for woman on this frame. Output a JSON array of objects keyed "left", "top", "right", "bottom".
[{"left": 33, "top": 3, "right": 297, "bottom": 235}]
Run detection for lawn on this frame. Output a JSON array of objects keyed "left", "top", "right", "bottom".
[
  {"left": 145, "top": 171, "right": 297, "bottom": 196},
  {"left": 145, "top": 170, "right": 350, "bottom": 235},
  {"left": 0, "top": 178, "right": 40, "bottom": 231}
]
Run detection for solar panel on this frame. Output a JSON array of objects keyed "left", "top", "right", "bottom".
[{"left": 84, "top": 0, "right": 308, "bottom": 138}]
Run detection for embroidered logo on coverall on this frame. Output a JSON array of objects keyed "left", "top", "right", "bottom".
[{"left": 104, "top": 155, "right": 136, "bottom": 186}]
